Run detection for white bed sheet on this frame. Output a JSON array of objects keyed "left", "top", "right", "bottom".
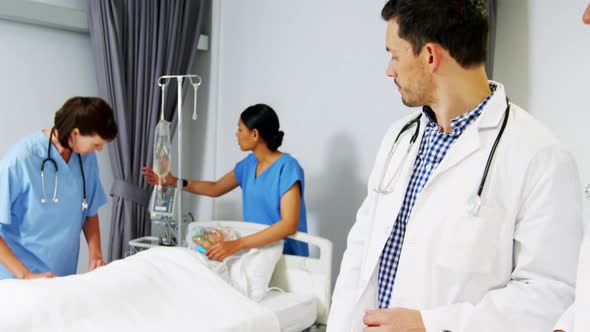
[
  {"left": 261, "top": 290, "right": 317, "bottom": 332},
  {"left": 0, "top": 247, "right": 281, "bottom": 332}
]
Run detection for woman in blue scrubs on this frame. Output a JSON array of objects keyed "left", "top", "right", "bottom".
[
  {"left": 142, "top": 104, "right": 308, "bottom": 260},
  {"left": 0, "top": 97, "right": 118, "bottom": 279}
]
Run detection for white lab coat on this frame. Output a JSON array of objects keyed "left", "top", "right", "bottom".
[
  {"left": 327, "top": 82, "right": 583, "bottom": 332},
  {"left": 554, "top": 233, "right": 590, "bottom": 332}
]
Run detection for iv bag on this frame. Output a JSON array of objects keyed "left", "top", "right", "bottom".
[{"left": 153, "top": 120, "right": 171, "bottom": 185}]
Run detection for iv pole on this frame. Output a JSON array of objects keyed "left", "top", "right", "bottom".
[{"left": 158, "top": 74, "right": 202, "bottom": 247}]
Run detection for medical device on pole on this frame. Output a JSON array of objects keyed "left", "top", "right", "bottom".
[{"left": 129, "top": 74, "right": 202, "bottom": 253}]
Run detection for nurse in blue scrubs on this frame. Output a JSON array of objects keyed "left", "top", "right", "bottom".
[
  {"left": 142, "top": 103, "right": 309, "bottom": 260},
  {"left": 0, "top": 97, "right": 118, "bottom": 279}
]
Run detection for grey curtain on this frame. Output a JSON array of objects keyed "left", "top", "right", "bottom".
[
  {"left": 486, "top": 0, "right": 497, "bottom": 79},
  {"left": 88, "top": 0, "right": 205, "bottom": 260}
]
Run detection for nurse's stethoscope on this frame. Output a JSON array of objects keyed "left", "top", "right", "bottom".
[
  {"left": 41, "top": 127, "right": 88, "bottom": 211},
  {"left": 373, "top": 98, "right": 511, "bottom": 216}
]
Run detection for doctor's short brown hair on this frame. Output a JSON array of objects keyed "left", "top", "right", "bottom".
[
  {"left": 53, "top": 96, "right": 118, "bottom": 148},
  {"left": 381, "top": 0, "right": 489, "bottom": 68}
]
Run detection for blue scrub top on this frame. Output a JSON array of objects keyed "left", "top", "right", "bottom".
[
  {"left": 0, "top": 132, "right": 107, "bottom": 279},
  {"left": 234, "top": 153, "right": 309, "bottom": 256}
]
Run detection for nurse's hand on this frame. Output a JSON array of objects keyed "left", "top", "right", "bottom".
[
  {"left": 142, "top": 167, "right": 175, "bottom": 187},
  {"left": 88, "top": 258, "right": 106, "bottom": 271},
  {"left": 363, "top": 307, "right": 425, "bottom": 332},
  {"left": 206, "top": 239, "right": 243, "bottom": 261},
  {"left": 22, "top": 271, "right": 57, "bottom": 279}
]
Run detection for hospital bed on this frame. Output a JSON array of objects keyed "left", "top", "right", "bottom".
[
  {"left": 192, "top": 221, "right": 333, "bottom": 332},
  {"left": 0, "top": 221, "right": 332, "bottom": 332}
]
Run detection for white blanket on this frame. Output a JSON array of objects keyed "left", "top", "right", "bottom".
[{"left": 0, "top": 247, "right": 281, "bottom": 332}]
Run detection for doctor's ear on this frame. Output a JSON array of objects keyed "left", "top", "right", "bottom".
[
  {"left": 424, "top": 43, "right": 442, "bottom": 73},
  {"left": 67, "top": 128, "right": 80, "bottom": 149},
  {"left": 69, "top": 128, "right": 81, "bottom": 140}
]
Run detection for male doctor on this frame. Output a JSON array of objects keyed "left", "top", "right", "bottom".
[
  {"left": 327, "top": 0, "right": 583, "bottom": 331},
  {"left": 553, "top": 4, "right": 590, "bottom": 332}
]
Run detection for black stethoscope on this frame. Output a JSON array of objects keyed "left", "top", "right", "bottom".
[
  {"left": 373, "top": 98, "right": 511, "bottom": 216},
  {"left": 41, "top": 127, "right": 88, "bottom": 211}
]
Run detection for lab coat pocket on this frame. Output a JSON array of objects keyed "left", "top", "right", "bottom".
[{"left": 435, "top": 205, "right": 505, "bottom": 274}]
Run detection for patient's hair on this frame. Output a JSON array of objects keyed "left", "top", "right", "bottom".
[
  {"left": 240, "top": 104, "right": 284, "bottom": 151},
  {"left": 54, "top": 96, "right": 118, "bottom": 148},
  {"left": 381, "top": 0, "right": 489, "bottom": 68}
]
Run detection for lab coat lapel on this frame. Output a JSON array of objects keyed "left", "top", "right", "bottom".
[
  {"left": 422, "top": 85, "right": 507, "bottom": 183},
  {"left": 359, "top": 115, "right": 426, "bottom": 287},
  {"left": 428, "top": 121, "right": 481, "bottom": 179}
]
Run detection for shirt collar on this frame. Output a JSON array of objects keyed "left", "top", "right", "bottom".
[{"left": 421, "top": 83, "right": 497, "bottom": 136}]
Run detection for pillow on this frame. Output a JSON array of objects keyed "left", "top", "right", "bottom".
[{"left": 229, "top": 239, "right": 284, "bottom": 302}]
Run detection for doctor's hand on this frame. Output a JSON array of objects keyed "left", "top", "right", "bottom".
[
  {"left": 88, "top": 257, "right": 106, "bottom": 272},
  {"left": 363, "top": 307, "right": 425, "bottom": 332},
  {"left": 142, "top": 167, "right": 175, "bottom": 187},
  {"left": 206, "top": 239, "right": 243, "bottom": 262},
  {"left": 21, "top": 271, "right": 57, "bottom": 279}
]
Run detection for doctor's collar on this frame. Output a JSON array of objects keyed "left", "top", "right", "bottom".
[
  {"left": 421, "top": 107, "right": 438, "bottom": 127},
  {"left": 422, "top": 84, "right": 497, "bottom": 136}
]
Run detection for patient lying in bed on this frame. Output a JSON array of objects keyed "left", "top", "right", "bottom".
[
  {"left": 188, "top": 225, "right": 285, "bottom": 302},
  {"left": 0, "top": 246, "right": 282, "bottom": 332}
]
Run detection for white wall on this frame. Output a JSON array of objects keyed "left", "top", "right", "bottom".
[
  {"left": 176, "top": 0, "right": 215, "bottom": 223},
  {"left": 210, "top": 0, "right": 409, "bottom": 286},
  {"left": 494, "top": 0, "right": 590, "bottom": 221},
  {"left": 0, "top": 19, "right": 111, "bottom": 273}
]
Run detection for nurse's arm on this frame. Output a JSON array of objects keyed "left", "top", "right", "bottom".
[
  {"left": 0, "top": 235, "right": 56, "bottom": 279},
  {"left": 142, "top": 167, "right": 238, "bottom": 197},
  {"left": 206, "top": 182, "right": 300, "bottom": 261},
  {"left": 83, "top": 215, "right": 105, "bottom": 271},
  {"left": 181, "top": 170, "right": 239, "bottom": 197}
]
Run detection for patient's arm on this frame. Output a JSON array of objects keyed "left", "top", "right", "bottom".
[
  {"left": 0, "top": 235, "right": 56, "bottom": 279},
  {"left": 206, "top": 182, "right": 301, "bottom": 261}
]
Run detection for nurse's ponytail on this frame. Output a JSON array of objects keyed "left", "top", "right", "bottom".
[{"left": 240, "top": 104, "right": 284, "bottom": 151}]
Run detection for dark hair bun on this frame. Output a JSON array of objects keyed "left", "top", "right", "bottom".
[
  {"left": 240, "top": 104, "right": 284, "bottom": 151},
  {"left": 267, "top": 130, "right": 284, "bottom": 151}
]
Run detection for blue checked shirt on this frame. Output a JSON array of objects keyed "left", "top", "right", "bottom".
[{"left": 377, "top": 90, "right": 495, "bottom": 309}]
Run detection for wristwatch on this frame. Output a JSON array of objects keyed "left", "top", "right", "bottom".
[{"left": 182, "top": 179, "right": 188, "bottom": 188}]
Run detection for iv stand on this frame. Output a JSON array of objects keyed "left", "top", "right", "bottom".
[{"left": 157, "top": 74, "right": 202, "bottom": 247}]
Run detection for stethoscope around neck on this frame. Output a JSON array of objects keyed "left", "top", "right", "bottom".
[
  {"left": 41, "top": 127, "right": 88, "bottom": 211},
  {"left": 373, "top": 98, "right": 511, "bottom": 216}
]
